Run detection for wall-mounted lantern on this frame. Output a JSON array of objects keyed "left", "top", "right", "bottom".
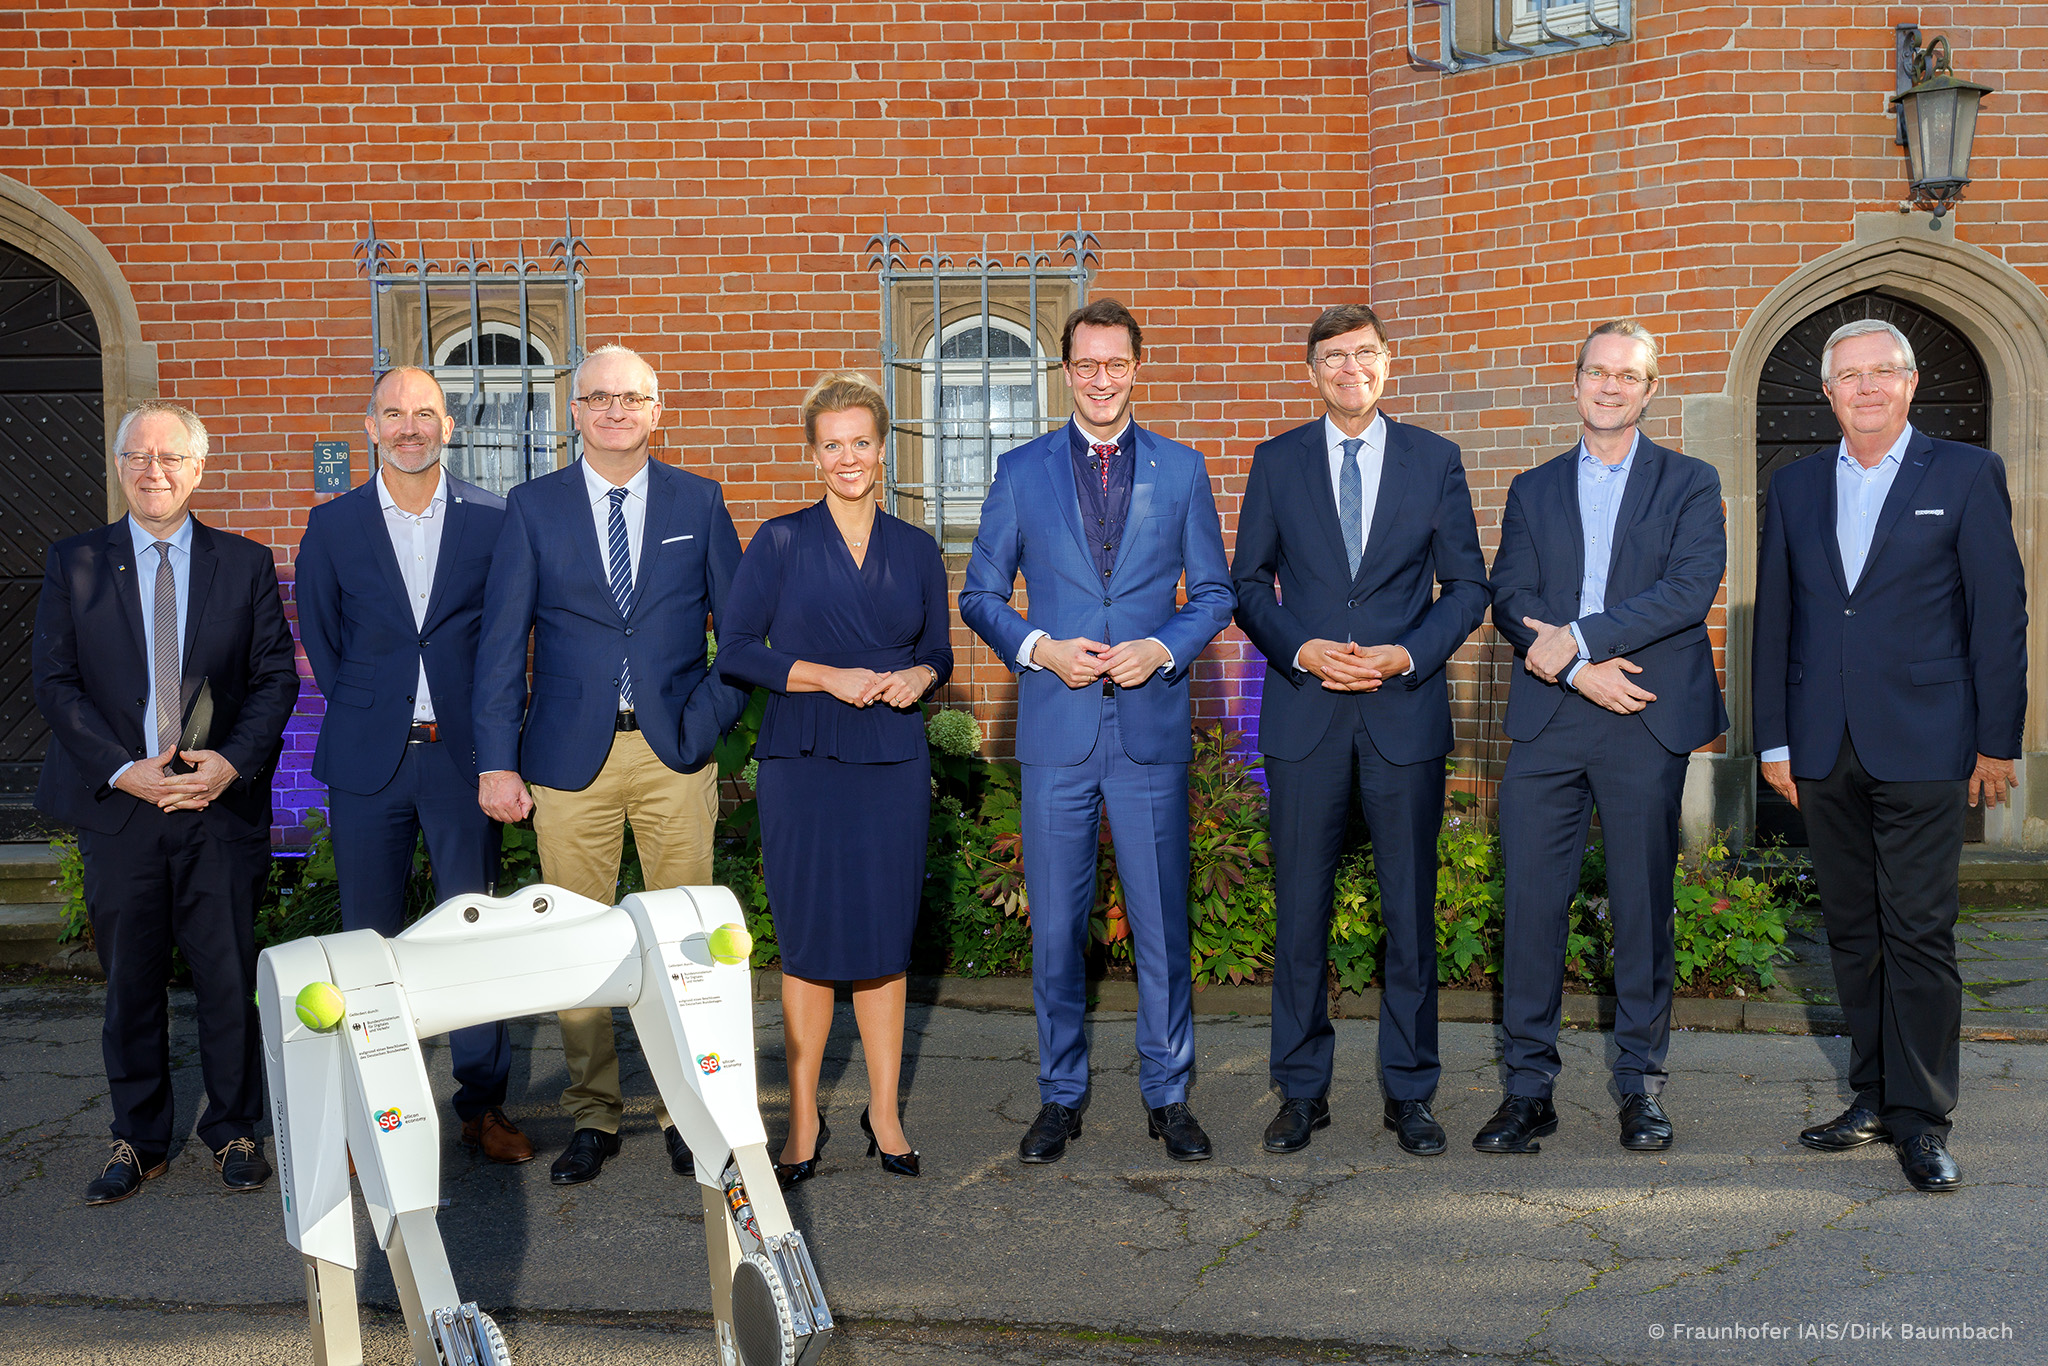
[{"left": 1892, "top": 26, "right": 1994, "bottom": 230}]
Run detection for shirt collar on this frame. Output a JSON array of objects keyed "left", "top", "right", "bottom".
[
  {"left": 375, "top": 466, "right": 448, "bottom": 518},
  {"left": 582, "top": 458, "right": 650, "bottom": 503},
  {"left": 1838, "top": 424, "right": 1914, "bottom": 476},
  {"left": 1577, "top": 430, "right": 1640, "bottom": 473},
  {"left": 1324, "top": 411, "right": 1385, "bottom": 456},
  {"left": 126, "top": 511, "right": 195, "bottom": 556},
  {"left": 1071, "top": 418, "right": 1131, "bottom": 453}
]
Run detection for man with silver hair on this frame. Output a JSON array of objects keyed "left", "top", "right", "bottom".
[
  {"left": 1754, "top": 316, "right": 2026, "bottom": 1192},
  {"left": 33, "top": 400, "right": 300, "bottom": 1204},
  {"left": 474, "top": 342, "right": 750, "bottom": 1185}
]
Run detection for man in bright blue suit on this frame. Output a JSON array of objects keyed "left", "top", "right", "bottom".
[
  {"left": 474, "top": 343, "right": 750, "bottom": 1186},
  {"left": 1232, "top": 303, "right": 1489, "bottom": 1158},
  {"left": 297, "top": 367, "right": 528, "bottom": 1163},
  {"left": 1755, "top": 318, "right": 2026, "bottom": 1194},
  {"left": 1483, "top": 321, "right": 1727, "bottom": 1157},
  {"left": 961, "top": 299, "right": 1233, "bottom": 1164}
]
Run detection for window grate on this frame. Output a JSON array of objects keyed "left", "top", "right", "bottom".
[{"left": 355, "top": 221, "right": 587, "bottom": 494}]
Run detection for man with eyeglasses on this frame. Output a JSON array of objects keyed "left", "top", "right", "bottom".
[
  {"left": 296, "top": 367, "right": 529, "bottom": 1163},
  {"left": 1754, "top": 317, "right": 2025, "bottom": 1193},
  {"left": 1483, "top": 321, "right": 1727, "bottom": 1156},
  {"left": 33, "top": 400, "right": 299, "bottom": 1205},
  {"left": 474, "top": 343, "right": 750, "bottom": 1185},
  {"left": 962, "top": 298, "right": 1233, "bottom": 1164},
  {"left": 1232, "top": 303, "right": 1488, "bottom": 1158}
]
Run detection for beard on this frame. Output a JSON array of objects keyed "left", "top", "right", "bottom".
[{"left": 382, "top": 442, "right": 443, "bottom": 475}]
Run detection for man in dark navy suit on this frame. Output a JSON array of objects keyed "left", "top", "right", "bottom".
[
  {"left": 1231, "top": 304, "right": 1489, "bottom": 1158},
  {"left": 961, "top": 299, "right": 1234, "bottom": 1165},
  {"left": 475, "top": 343, "right": 749, "bottom": 1185},
  {"left": 1483, "top": 321, "right": 1728, "bottom": 1156},
  {"left": 297, "top": 366, "right": 528, "bottom": 1163},
  {"left": 1754, "top": 318, "right": 2026, "bottom": 1193},
  {"left": 33, "top": 401, "right": 299, "bottom": 1205}
]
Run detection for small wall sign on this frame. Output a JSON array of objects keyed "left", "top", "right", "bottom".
[{"left": 313, "top": 441, "right": 350, "bottom": 493}]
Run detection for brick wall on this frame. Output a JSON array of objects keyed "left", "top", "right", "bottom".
[{"left": 5, "top": 2, "right": 2042, "bottom": 834}]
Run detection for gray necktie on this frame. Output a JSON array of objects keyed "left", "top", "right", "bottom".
[
  {"left": 1339, "top": 438, "right": 1364, "bottom": 578},
  {"left": 152, "top": 541, "right": 179, "bottom": 754}
]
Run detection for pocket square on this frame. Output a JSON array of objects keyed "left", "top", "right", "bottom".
[
  {"left": 1914, "top": 509, "right": 1944, "bottom": 517},
  {"left": 662, "top": 534, "right": 694, "bottom": 543}
]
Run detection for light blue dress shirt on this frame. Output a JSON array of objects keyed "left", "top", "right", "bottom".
[
  {"left": 109, "top": 513, "right": 195, "bottom": 786},
  {"left": 1564, "top": 432, "right": 1638, "bottom": 688},
  {"left": 1758, "top": 424, "right": 1915, "bottom": 764}
]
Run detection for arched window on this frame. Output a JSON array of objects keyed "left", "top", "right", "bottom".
[
  {"left": 432, "top": 324, "right": 559, "bottom": 495},
  {"left": 911, "top": 316, "right": 1050, "bottom": 543}
]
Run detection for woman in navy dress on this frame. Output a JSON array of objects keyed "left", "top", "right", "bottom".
[{"left": 717, "top": 371, "right": 953, "bottom": 1184}]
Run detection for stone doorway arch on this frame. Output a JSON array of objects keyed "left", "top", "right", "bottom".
[
  {"left": 0, "top": 172, "right": 156, "bottom": 520},
  {"left": 1685, "top": 213, "right": 2048, "bottom": 848}
]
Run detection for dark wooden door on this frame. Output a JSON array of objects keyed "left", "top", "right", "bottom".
[
  {"left": 0, "top": 242, "right": 106, "bottom": 838},
  {"left": 1753, "top": 291, "right": 1991, "bottom": 846}
]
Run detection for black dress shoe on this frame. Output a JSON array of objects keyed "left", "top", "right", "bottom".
[
  {"left": 214, "top": 1136, "right": 272, "bottom": 1191},
  {"left": 1263, "top": 1097, "right": 1331, "bottom": 1154},
  {"left": 663, "top": 1125, "right": 694, "bottom": 1178},
  {"left": 1472, "top": 1095, "right": 1559, "bottom": 1154},
  {"left": 1798, "top": 1104, "right": 1891, "bottom": 1152},
  {"left": 859, "top": 1107, "right": 920, "bottom": 1177},
  {"left": 774, "top": 1114, "right": 829, "bottom": 1190},
  {"left": 1383, "top": 1099, "right": 1448, "bottom": 1156},
  {"left": 549, "top": 1127, "right": 622, "bottom": 1185},
  {"left": 1018, "top": 1101, "right": 1085, "bottom": 1164},
  {"left": 1618, "top": 1095, "right": 1674, "bottom": 1151},
  {"left": 85, "top": 1140, "right": 167, "bottom": 1206},
  {"left": 1896, "top": 1133, "right": 1962, "bottom": 1192},
  {"left": 1146, "top": 1101, "right": 1213, "bottom": 1162}
]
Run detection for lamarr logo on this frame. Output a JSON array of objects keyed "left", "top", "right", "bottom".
[{"left": 375, "top": 1107, "right": 404, "bottom": 1132}]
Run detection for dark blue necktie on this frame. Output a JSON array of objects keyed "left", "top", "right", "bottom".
[
  {"left": 607, "top": 486, "right": 635, "bottom": 708},
  {"left": 1339, "top": 437, "right": 1364, "bottom": 578}
]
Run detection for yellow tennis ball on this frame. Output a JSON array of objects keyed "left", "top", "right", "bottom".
[
  {"left": 707, "top": 923, "right": 753, "bottom": 966},
  {"left": 295, "top": 981, "right": 346, "bottom": 1031}
]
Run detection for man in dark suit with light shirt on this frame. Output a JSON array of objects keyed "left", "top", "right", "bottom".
[
  {"left": 1484, "top": 321, "right": 1728, "bottom": 1156},
  {"left": 1231, "top": 303, "right": 1490, "bottom": 1158},
  {"left": 296, "top": 366, "right": 528, "bottom": 1163},
  {"left": 1754, "top": 318, "right": 2026, "bottom": 1193}
]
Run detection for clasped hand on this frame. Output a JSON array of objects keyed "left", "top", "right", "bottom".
[
  {"left": 1521, "top": 616, "right": 1656, "bottom": 717},
  {"left": 1298, "top": 639, "right": 1409, "bottom": 692},
  {"left": 1031, "top": 636, "right": 1171, "bottom": 689},
  {"left": 114, "top": 746, "right": 237, "bottom": 812},
  {"left": 821, "top": 666, "right": 932, "bottom": 709}
]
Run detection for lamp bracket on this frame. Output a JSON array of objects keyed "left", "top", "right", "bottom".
[{"left": 1894, "top": 24, "right": 1922, "bottom": 146}]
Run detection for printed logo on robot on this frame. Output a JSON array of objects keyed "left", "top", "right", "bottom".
[
  {"left": 375, "top": 1107, "right": 404, "bottom": 1132},
  {"left": 697, "top": 1053, "right": 741, "bottom": 1074}
]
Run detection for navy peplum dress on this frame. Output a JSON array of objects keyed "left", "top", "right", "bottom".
[{"left": 716, "top": 502, "right": 954, "bottom": 980}]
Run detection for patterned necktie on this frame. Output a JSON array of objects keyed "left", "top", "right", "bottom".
[
  {"left": 1339, "top": 438, "right": 1364, "bottom": 578},
  {"left": 1091, "top": 441, "right": 1116, "bottom": 493},
  {"left": 606, "top": 486, "right": 635, "bottom": 708},
  {"left": 151, "top": 541, "right": 179, "bottom": 753}
]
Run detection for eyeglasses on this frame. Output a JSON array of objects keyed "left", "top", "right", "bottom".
[
  {"left": 1065, "top": 358, "right": 1134, "bottom": 381},
  {"left": 576, "top": 391, "right": 656, "bottom": 411},
  {"left": 1826, "top": 365, "right": 1913, "bottom": 389},
  {"left": 1578, "top": 366, "right": 1652, "bottom": 389},
  {"left": 1314, "top": 347, "right": 1389, "bottom": 372},
  {"left": 119, "top": 452, "right": 193, "bottom": 472}
]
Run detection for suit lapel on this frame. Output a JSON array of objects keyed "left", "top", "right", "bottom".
[
  {"left": 1602, "top": 438, "right": 1660, "bottom": 584},
  {"left": 106, "top": 520, "right": 147, "bottom": 670},
  {"left": 420, "top": 483, "right": 473, "bottom": 627},
  {"left": 1108, "top": 429, "right": 1158, "bottom": 581},
  {"left": 1855, "top": 431, "right": 1936, "bottom": 596},
  {"left": 559, "top": 463, "right": 610, "bottom": 603},
  {"left": 1041, "top": 426, "right": 1093, "bottom": 570},
  {"left": 1353, "top": 418, "right": 1413, "bottom": 592},
  {"left": 353, "top": 479, "right": 414, "bottom": 621},
  {"left": 181, "top": 519, "right": 219, "bottom": 694},
  {"left": 1812, "top": 449, "right": 1850, "bottom": 598},
  {"left": 1290, "top": 419, "right": 1351, "bottom": 577}
]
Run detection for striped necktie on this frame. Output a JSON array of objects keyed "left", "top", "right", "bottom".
[
  {"left": 1091, "top": 441, "right": 1116, "bottom": 493},
  {"left": 606, "top": 486, "right": 635, "bottom": 708},
  {"left": 152, "top": 540, "right": 180, "bottom": 753}
]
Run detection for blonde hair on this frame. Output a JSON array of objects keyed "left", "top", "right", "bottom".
[
  {"left": 1575, "top": 320, "right": 1661, "bottom": 381},
  {"left": 801, "top": 370, "right": 890, "bottom": 447},
  {"left": 114, "top": 400, "right": 209, "bottom": 462}
]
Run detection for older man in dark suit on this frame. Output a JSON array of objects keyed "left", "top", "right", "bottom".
[
  {"left": 296, "top": 366, "right": 525, "bottom": 1162},
  {"left": 1484, "top": 321, "right": 1728, "bottom": 1156},
  {"left": 34, "top": 400, "right": 300, "bottom": 1205},
  {"left": 1754, "top": 318, "right": 2026, "bottom": 1192}
]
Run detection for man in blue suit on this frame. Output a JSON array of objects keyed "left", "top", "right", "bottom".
[
  {"left": 297, "top": 366, "right": 528, "bottom": 1163},
  {"left": 1484, "top": 321, "right": 1728, "bottom": 1155},
  {"left": 1754, "top": 318, "right": 2026, "bottom": 1193},
  {"left": 475, "top": 343, "right": 750, "bottom": 1185},
  {"left": 1232, "top": 303, "right": 1489, "bottom": 1157},
  {"left": 961, "top": 299, "right": 1234, "bottom": 1164}
]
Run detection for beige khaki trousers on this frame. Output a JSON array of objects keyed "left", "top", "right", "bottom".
[{"left": 529, "top": 728, "right": 718, "bottom": 1133}]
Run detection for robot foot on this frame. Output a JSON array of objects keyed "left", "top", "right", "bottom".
[
  {"left": 730, "top": 1232, "right": 831, "bottom": 1366},
  {"left": 430, "top": 1302, "right": 511, "bottom": 1366}
]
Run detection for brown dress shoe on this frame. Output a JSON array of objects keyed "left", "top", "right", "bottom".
[{"left": 461, "top": 1108, "right": 535, "bottom": 1164}]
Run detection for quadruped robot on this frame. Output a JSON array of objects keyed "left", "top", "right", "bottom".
[{"left": 256, "top": 884, "right": 832, "bottom": 1366}]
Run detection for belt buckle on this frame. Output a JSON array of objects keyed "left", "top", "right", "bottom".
[{"left": 616, "top": 710, "right": 637, "bottom": 732}]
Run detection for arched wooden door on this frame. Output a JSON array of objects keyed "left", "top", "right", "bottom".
[
  {"left": 1753, "top": 290, "right": 1991, "bottom": 845},
  {"left": 0, "top": 242, "right": 106, "bottom": 837}
]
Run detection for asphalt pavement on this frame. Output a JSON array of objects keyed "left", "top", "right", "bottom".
[{"left": 2, "top": 977, "right": 2043, "bottom": 1366}]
